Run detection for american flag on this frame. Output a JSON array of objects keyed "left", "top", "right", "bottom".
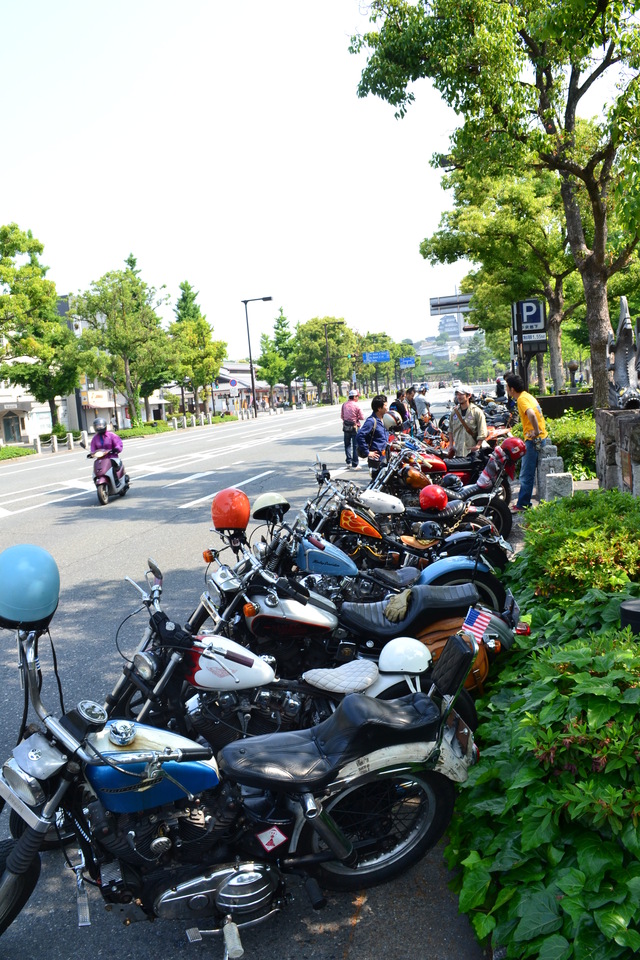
[{"left": 462, "top": 607, "right": 492, "bottom": 642}]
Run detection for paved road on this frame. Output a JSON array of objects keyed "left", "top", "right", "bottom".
[{"left": 0, "top": 403, "right": 485, "bottom": 960}]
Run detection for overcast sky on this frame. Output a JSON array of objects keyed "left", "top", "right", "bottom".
[{"left": 3, "top": 1, "right": 467, "bottom": 359}]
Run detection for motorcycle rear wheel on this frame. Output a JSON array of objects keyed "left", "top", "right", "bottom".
[
  {"left": 306, "top": 770, "right": 455, "bottom": 891},
  {"left": 0, "top": 839, "right": 41, "bottom": 934},
  {"left": 96, "top": 485, "right": 109, "bottom": 505},
  {"left": 469, "top": 496, "right": 512, "bottom": 539},
  {"left": 428, "top": 569, "right": 507, "bottom": 612}
]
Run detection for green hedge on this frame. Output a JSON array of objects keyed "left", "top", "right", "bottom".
[
  {"left": 446, "top": 491, "right": 640, "bottom": 959},
  {"left": 0, "top": 445, "right": 36, "bottom": 460},
  {"left": 511, "top": 409, "right": 596, "bottom": 478}
]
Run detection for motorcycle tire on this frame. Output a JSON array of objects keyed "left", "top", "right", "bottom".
[
  {"left": 305, "top": 770, "right": 455, "bottom": 891},
  {"left": 380, "top": 683, "right": 478, "bottom": 732},
  {"left": 0, "top": 839, "right": 41, "bottom": 934},
  {"left": 439, "top": 539, "right": 509, "bottom": 571},
  {"left": 9, "top": 808, "right": 75, "bottom": 851},
  {"left": 468, "top": 495, "right": 512, "bottom": 540},
  {"left": 428, "top": 569, "right": 507, "bottom": 612},
  {"left": 96, "top": 485, "right": 109, "bottom": 506},
  {"left": 438, "top": 414, "right": 450, "bottom": 431}
]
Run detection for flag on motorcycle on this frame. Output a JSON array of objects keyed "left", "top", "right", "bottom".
[{"left": 462, "top": 607, "right": 492, "bottom": 642}]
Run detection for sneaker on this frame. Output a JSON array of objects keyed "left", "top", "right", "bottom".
[
  {"left": 351, "top": 463, "right": 360, "bottom": 470},
  {"left": 511, "top": 505, "right": 525, "bottom": 514}
]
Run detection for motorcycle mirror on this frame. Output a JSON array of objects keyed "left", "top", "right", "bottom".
[{"left": 147, "top": 558, "right": 163, "bottom": 581}]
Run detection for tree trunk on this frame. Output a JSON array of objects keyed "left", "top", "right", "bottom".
[
  {"left": 144, "top": 396, "right": 152, "bottom": 421},
  {"left": 47, "top": 398, "right": 59, "bottom": 427},
  {"left": 547, "top": 314, "right": 564, "bottom": 393},
  {"left": 583, "top": 273, "right": 611, "bottom": 409},
  {"left": 536, "top": 352, "right": 547, "bottom": 394}
]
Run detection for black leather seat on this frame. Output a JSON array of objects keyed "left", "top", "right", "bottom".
[
  {"left": 217, "top": 692, "right": 441, "bottom": 791},
  {"left": 338, "top": 582, "right": 479, "bottom": 638},
  {"left": 403, "top": 500, "right": 468, "bottom": 524}
]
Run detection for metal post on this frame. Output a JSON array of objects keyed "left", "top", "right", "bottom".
[{"left": 242, "top": 297, "right": 272, "bottom": 418}]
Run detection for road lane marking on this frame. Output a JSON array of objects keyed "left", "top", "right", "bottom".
[{"left": 179, "top": 471, "right": 275, "bottom": 508}]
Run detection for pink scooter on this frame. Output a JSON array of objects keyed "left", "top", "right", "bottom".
[{"left": 87, "top": 449, "right": 130, "bottom": 505}]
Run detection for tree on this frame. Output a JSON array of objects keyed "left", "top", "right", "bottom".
[
  {"left": 422, "top": 168, "right": 584, "bottom": 391},
  {"left": 0, "top": 224, "right": 81, "bottom": 426},
  {"left": 169, "top": 281, "right": 226, "bottom": 414},
  {"left": 257, "top": 333, "right": 287, "bottom": 405},
  {"left": 456, "top": 333, "right": 494, "bottom": 384},
  {"left": 352, "top": 0, "right": 640, "bottom": 407},
  {"left": 73, "top": 256, "right": 170, "bottom": 426},
  {"left": 290, "top": 318, "right": 356, "bottom": 399},
  {"left": 272, "top": 308, "right": 297, "bottom": 402}
]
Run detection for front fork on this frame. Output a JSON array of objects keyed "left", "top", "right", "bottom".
[{"left": 0, "top": 775, "right": 71, "bottom": 884}]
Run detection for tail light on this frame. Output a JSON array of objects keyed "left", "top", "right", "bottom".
[{"left": 515, "top": 622, "right": 531, "bottom": 635}]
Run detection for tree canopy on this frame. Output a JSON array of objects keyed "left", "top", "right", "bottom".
[{"left": 352, "top": 0, "right": 640, "bottom": 405}]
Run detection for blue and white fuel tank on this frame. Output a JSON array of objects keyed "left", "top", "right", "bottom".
[
  {"left": 296, "top": 533, "right": 358, "bottom": 577},
  {"left": 85, "top": 720, "right": 219, "bottom": 814}
]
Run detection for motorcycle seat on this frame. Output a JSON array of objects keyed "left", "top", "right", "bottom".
[
  {"left": 302, "top": 659, "right": 379, "bottom": 694},
  {"left": 368, "top": 568, "right": 421, "bottom": 590},
  {"left": 403, "top": 500, "right": 467, "bottom": 524},
  {"left": 460, "top": 484, "right": 482, "bottom": 498},
  {"left": 338, "top": 582, "right": 480, "bottom": 638},
  {"left": 442, "top": 456, "right": 480, "bottom": 470},
  {"left": 217, "top": 692, "right": 441, "bottom": 791}
]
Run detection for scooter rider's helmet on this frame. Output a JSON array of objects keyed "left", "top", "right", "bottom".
[
  {"left": 93, "top": 417, "right": 108, "bottom": 436},
  {"left": 383, "top": 410, "right": 403, "bottom": 432},
  {"left": 502, "top": 437, "right": 527, "bottom": 462},
  {"left": 419, "top": 484, "right": 448, "bottom": 511},
  {"left": 0, "top": 544, "right": 60, "bottom": 631},
  {"left": 211, "top": 488, "right": 251, "bottom": 532}
]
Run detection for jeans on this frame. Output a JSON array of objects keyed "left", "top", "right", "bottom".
[
  {"left": 344, "top": 431, "right": 358, "bottom": 466},
  {"left": 517, "top": 438, "right": 546, "bottom": 508}
]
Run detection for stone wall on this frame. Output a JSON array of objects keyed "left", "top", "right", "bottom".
[{"left": 595, "top": 409, "right": 640, "bottom": 494}]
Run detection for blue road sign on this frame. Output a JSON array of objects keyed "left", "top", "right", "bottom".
[
  {"left": 362, "top": 350, "right": 391, "bottom": 363},
  {"left": 399, "top": 357, "right": 416, "bottom": 368}
]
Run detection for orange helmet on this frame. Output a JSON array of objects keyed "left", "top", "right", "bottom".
[
  {"left": 419, "top": 484, "right": 448, "bottom": 511},
  {"left": 211, "top": 488, "right": 251, "bottom": 531}
]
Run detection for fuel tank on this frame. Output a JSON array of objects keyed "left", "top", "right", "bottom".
[
  {"left": 182, "top": 636, "right": 276, "bottom": 691},
  {"left": 244, "top": 589, "right": 339, "bottom": 640},
  {"left": 85, "top": 721, "right": 220, "bottom": 814}
]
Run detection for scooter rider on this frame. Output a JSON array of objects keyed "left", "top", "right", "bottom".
[{"left": 89, "top": 417, "right": 125, "bottom": 474}]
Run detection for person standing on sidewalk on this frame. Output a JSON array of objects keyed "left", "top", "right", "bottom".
[
  {"left": 356, "top": 395, "right": 389, "bottom": 472},
  {"left": 340, "top": 389, "right": 364, "bottom": 469},
  {"left": 505, "top": 374, "right": 548, "bottom": 512},
  {"left": 447, "top": 386, "right": 487, "bottom": 458}
]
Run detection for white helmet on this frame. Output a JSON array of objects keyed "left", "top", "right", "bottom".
[{"left": 383, "top": 410, "right": 402, "bottom": 432}]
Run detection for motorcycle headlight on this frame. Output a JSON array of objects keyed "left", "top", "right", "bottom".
[
  {"left": 133, "top": 651, "right": 160, "bottom": 682},
  {"left": 253, "top": 541, "right": 268, "bottom": 561},
  {"left": 2, "top": 758, "right": 45, "bottom": 806},
  {"left": 204, "top": 578, "right": 223, "bottom": 608}
]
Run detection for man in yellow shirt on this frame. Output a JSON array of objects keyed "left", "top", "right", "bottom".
[{"left": 505, "top": 374, "right": 548, "bottom": 512}]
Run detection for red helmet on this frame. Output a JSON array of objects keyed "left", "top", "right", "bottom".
[
  {"left": 419, "top": 484, "right": 448, "bottom": 511},
  {"left": 501, "top": 437, "right": 527, "bottom": 462},
  {"left": 211, "top": 488, "right": 251, "bottom": 531}
]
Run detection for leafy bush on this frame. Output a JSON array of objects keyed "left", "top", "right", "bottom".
[
  {"left": 0, "top": 445, "right": 36, "bottom": 460},
  {"left": 546, "top": 409, "right": 596, "bottom": 479},
  {"left": 511, "top": 490, "right": 640, "bottom": 597},
  {"left": 446, "top": 497, "right": 640, "bottom": 959}
]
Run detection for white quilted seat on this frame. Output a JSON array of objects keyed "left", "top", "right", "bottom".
[{"left": 302, "top": 659, "right": 379, "bottom": 694}]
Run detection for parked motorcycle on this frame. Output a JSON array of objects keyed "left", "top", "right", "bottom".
[
  {"left": 303, "top": 466, "right": 511, "bottom": 606},
  {"left": 87, "top": 448, "right": 129, "bottom": 505},
  {"left": 0, "top": 543, "right": 478, "bottom": 954},
  {"left": 184, "top": 490, "right": 522, "bottom": 686}
]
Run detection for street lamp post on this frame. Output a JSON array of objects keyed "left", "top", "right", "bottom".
[
  {"left": 242, "top": 296, "right": 273, "bottom": 418},
  {"left": 324, "top": 320, "right": 345, "bottom": 405}
]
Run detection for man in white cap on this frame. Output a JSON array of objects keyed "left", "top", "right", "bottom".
[
  {"left": 447, "top": 385, "right": 487, "bottom": 457},
  {"left": 341, "top": 389, "right": 364, "bottom": 469}
]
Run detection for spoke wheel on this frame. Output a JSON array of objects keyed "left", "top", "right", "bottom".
[
  {"left": 306, "top": 770, "right": 455, "bottom": 890},
  {"left": 467, "top": 495, "right": 512, "bottom": 539},
  {"left": 0, "top": 839, "right": 41, "bottom": 934},
  {"left": 96, "top": 484, "right": 109, "bottom": 505}
]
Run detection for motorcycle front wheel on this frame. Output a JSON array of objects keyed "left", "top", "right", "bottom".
[
  {"left": 469, "top": 496, "right": 512, "bottom": 539},
  {"left": 96, "top": 484, "right": 109, "bottom": 505},
  {"left": 428, "top": 569, "right": 507, "bottom": 612},
  {"left": 0, "top": 839, "right": 41, "bottom": 934},
  {"left": 306, "top": 770, "right": 455, "bottom": 891}
]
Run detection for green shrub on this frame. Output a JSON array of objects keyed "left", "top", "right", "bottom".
[
  {"left": 547, "top": 409, "right": 596, "bottom": 479},
  {"left": 447, "top": 497, "right": 640, "bottom": 958},
  {"left": 0, "top": 445, "right": 36, "bottom": 460},
  {"left": 510, "top": 490, "right": 640, "bottom": 598}
]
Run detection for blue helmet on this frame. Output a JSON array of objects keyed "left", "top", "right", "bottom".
[{"left": 0, "top": 544, "right": 60, "bottom": 630}]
